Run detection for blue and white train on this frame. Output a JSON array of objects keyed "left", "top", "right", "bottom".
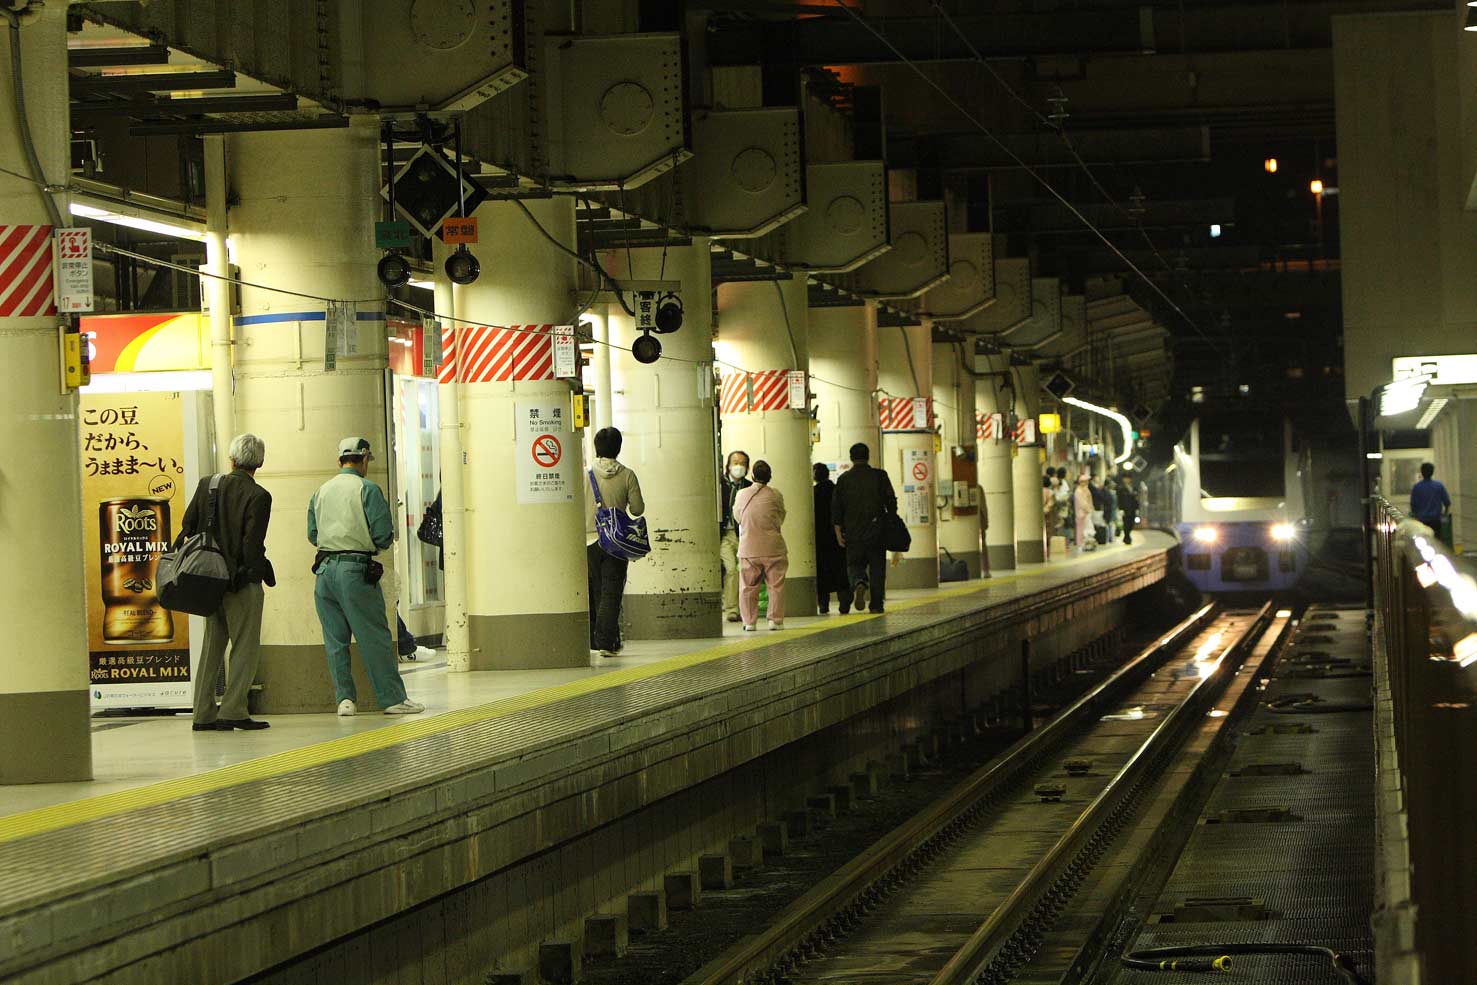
[{"left": 1172, "top": 414, "right": 1310, "bottom": 592}]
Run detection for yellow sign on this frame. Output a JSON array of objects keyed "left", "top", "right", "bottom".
[
  {"left": 81, "top": 392, "right": 192, "bottom": 694},
  {"left": 572, "top": 392, "right": 588, "bottom": 429},
  {"left": 1039, "top": 412, "right": 1062, "bottom": 434}
]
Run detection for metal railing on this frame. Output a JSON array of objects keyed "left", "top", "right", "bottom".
[{"left": 1369, "top": 497, "right": 1477, "bottom": 985}]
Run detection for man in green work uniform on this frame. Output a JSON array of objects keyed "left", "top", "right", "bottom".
[{"left": 308, "top": 436, "right": 425, "bottom": 717}]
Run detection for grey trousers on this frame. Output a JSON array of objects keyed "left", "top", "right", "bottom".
[
  {"left": 720, "top": 529, "right": 740, "bottom": 617},
  {"left": 194, "top": 582, "right": 264, "bottom": 723}
]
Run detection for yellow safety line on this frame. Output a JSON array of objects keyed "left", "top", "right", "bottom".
[{"left": 0, "top": 548, "right": 1118, "bottom": 844}]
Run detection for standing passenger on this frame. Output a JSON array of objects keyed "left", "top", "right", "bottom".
[
  {"left": 830, "top": 442, "right": 898, "bottom": 613},
  {"left": 1054, "top": 467, "right": 1074, "bottom": 547},
  {"left": 182, "top": 433, "right": 274, "bottom": 731},
  {"left": 1074, "top": 473, "right": 1097, "bottom": 553},
  {"left": 1409, "top": 462, "right": 1451, "bottom": 544},
  {"left": 587, "top": 427, "right": 645, "bottom": 657},
  {"left": 1042, "top": 475, "right": 1058, "bottom": 561},
  {"left": 308, "top": 437, "right": 424, "bottom": 716},
  {"left": 735, "top": 460, "right": 788, "bottom": 631},
  {"left": 719, "top": 450, "right": 752, "bottom": 622},
  {"left": 1119, "top": 475, "right": 1140, "bottom": 545},
  {"left": 812, "top": 463, "right": 851, "bottom": 614}
]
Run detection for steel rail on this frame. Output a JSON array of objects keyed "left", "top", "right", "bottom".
[
  {"left": 928, "top": 600, "right": 1276, "bottom": 985},
  {"left": 682, "top": 602, "right": 1219, "bottom": 985}
]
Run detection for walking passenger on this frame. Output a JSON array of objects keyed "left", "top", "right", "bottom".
[
  {"left": 182, "top": 433, "right": 274, "bottom": 731},
  {"left": 1410, "top": 462, "right": 1451, "bottom": 544},
  {"left": 587, "top": 427, "right": 645, "bottom": 657},
  {"left": 735, "top": 460, "right": 788, "bottom": 630},
  {"left": 719, "top": 450, "right": 753, "bottom": 622},
  {"left": 1119, "top": 475, "right": 1140, "bottom": 545},
  {"left": 1074, "top": 473, "right": 1096, "bottom": 552},
  {"left": 813, "top": 462, "right": 851, "bottom": 614},
  {"left": 308, "top": 437, "right": 423, "bottom": 716},
  {"left": 1053, "top": 467, "right": 1073, "bottom": 547},
  {"left": 830, "top": 442, "right": 898, "bottom": 614}
]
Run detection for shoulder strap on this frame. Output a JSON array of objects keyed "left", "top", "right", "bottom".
[
  {"left": 587, "top": 469, "right": 605, "bottom": 507},
  {"left": 205, "top": 473, "right": 223, "bottom": 536}
]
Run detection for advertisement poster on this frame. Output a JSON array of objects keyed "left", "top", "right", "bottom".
[
  {"left": 515, "top": 398, "right": 575, "bottom": 505},
  {"left": 81, "top": 391, "right": 193, "bottom": 705}
]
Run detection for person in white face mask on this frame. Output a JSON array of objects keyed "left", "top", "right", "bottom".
[{"left": 719, "top": 449, "right": 752, "bottom": 622}]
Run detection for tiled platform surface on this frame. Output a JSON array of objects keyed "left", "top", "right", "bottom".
[{"left": 0, "top": 535, "right": 1172, "bottom": 985}]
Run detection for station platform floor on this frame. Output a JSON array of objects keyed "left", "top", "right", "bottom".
[
  {"left": 0, "top": 533, "right": 1176, "bottom": 985},
  {"left": 1, "top": 536, "right": 1168, "bottom": 822}
]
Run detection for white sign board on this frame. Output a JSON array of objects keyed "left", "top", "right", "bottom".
[
  {"left": 635, "top": 290, "right": 658, "bottom": 332},
  {"left": 901, "top": 447, "right": 933, "bottom": 526},
  {"left": 516, "top": 398, "right": 574, "bottom": 505},
  {"left": 423, "top": 318, "right": 442, "bottom": 377},
  {"left": 553, "top": 323, "right": 578, "bottom": 378},
  {"left": 787, "top": 370, "right": 806, "bottom": 410},
  {"left": 1393, "top": 354, "right": 1477, "bottom": 387},
  {"left": 55, "top": 227, "right": 93, "bottom": 313},
  {"left": 911, "top": 397, "right": 930, "bottom": 428}
]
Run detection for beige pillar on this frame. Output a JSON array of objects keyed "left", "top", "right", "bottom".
[
  {"left": 877, "top": 323, "right": 939, "bottom": 588},
  {"left": 1012, "top": 363, "right": 1046, "bottom": 563},
  {"left": 932, "top": 341, "right": 982, "bottom": 577},
  {"left": 809, "top": 303, "right": 881, "bottom": 467},
  {"left": 975, "top": 352, "right": 1017, "bottom": 570}
]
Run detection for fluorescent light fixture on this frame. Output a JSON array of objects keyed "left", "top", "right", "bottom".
[
  {"left": 1271, "top": 522, "right": 1295, "bottom": 542},
  {"left": 1193, "top": 526, "right": 1218, "bottom": 544},
  {"left": 1276, "top": 608, "right": 1293, "bottom": 618},
  {"left": 1455, "top": 633, "right": 1477, "bottom": 669},
  {"left": 1062, "top": 395, "right": 1133, "bottom": 463},
  {"left": 1378, "top": 375, "right": 1430, "bottom": 416},
  {"left": 1416, "top": 397, "right": 1449, "bottom": 430},
  {"left": 1209, "top": 224, "right": 1222, "bottom": 238},
  {"left": 69, "top": 201, "right": 206, "bottom": 241},
  {"left": 407, "top": 278, "right": 435, "bottom": 290},
  {"left": 1366, "top": 452, "right": 1384, "bottom": 460}
]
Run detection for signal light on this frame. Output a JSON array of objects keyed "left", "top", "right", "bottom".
[
  {"left": 444, "top": 245, "right": 481, "bottom": 286},
  {"left": 1263, "top": 157, "right": 1278, "bottom": 173}
]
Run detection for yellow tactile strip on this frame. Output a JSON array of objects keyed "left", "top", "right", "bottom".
[{"left": 0, "top": 545, "right": 1133, "bottom": 846}]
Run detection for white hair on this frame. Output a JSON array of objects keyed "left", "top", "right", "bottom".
[{"left": 228, "top": 433, "right": 265, "bottom": 470}]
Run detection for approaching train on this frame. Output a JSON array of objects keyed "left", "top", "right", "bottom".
[{"left": 1171, "top": 413, "right": 1311, "bottom": 592}]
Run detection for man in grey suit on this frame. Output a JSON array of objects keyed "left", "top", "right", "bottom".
[{"left": 180, "top": 433, "right": 275, "bottom": 731}]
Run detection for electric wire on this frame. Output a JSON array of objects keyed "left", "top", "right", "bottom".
[
  {"left": 837, "top": 0, "right": 1225, "bottom": 359},
  {"left": 1121, "top": 942, "right": 1371, "bottom": 985},
  {"left": 5, "top": 8, "right": 63, "bottom": 229}
]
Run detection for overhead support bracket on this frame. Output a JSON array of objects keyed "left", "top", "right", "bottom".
[
  {"left": 361, "top": 0, "right": 525, "bottom": 111},
  {"left": 774, "top": 160, "right": 889, "bottom": 272},
  {"left": 924, "top": 232, "right": 995, "bottom": 322},
  {"left": 957, "top": 249, "right": 1030, "bottom": 335},
  {"left": 545, "top": 34, "right": 692, "bottom": 192},
  {"left": 681, "top": 107, "right": 805, "bottom": 239},
  {"left": 850, "top": 199, "right": 948, "bottom": 300}
]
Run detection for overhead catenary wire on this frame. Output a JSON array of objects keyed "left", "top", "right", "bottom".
[{"left": 839, "top": 0, "right": 1225, "bottom": 359}]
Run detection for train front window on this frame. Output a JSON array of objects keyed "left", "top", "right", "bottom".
[{"left": 1198, "top": 415, "right": 1284, "bottom": 499}]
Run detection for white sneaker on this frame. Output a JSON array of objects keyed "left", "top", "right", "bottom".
[
  {"left": 383, "top": 699, "right": 425, "bottom": 715},
  {"left": 598, "top": 649, "right": 619, "bottom": 658},
  {"left": 743, "top": 624, "right": 756, "bottom": 632},
  {"left": 337, "top": 699, "right": 357, "bottom": 717},
  {"left": 768, "top": 620, "right": 784, "bottom": 630},
  {"left": 414, "top": 645, "right": 435, "bottom": 661}
]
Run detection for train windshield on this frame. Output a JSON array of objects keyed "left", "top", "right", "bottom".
[{"left": 1197, "top": 414, "right": 1284, "bottom": 499}]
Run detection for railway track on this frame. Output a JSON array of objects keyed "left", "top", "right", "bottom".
[{"left": 683, "top": 601, "right": 1288, "bottom": 985}]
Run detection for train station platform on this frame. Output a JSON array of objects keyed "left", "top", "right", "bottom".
[{"left": 0, "top": 534, "right": 1175, "bottom": 985}]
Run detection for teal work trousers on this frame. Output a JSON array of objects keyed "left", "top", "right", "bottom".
[{"left": 314, "top": 556, "right": 408, "bottom": 708}]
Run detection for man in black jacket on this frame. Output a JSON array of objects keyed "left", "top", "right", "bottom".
[
  {"left": 179, "top": 433, "right": 275, "bottom": 731},
  {"left": 829, "top": 442, "right": 898, "bottom": 614}
]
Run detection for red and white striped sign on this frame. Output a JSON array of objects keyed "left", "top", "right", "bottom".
[
  {"left": 719, "top": 369, "right": 792, "bottom": 414},
  {"left": 976, "top": 411, "right": 1004, "bottom": 440},
  {"left": 437, "top": 324, "right": 555, "bottom": 384},
  {"left": 1014, "top": 418, "right": 1037, "bottom": 444},
  {"left": 0, "top": 225, "right": 56, "bottom": 317},
  {"left": 880, "top": 396, "right": 933, "bottom": 432}
]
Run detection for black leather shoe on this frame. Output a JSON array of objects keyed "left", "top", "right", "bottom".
[
  {"left": 217, "top": 718, "right": 271, "bottom": 731},
  {"left": 191, "top": 722, "right": 227, "bottom": 731}
]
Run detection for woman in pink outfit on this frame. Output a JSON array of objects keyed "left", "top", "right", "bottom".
[
  {"left": 734, "top": 460, "right": 788, "bottom": 630},
  {"left": 1073, "top": 472, "right": 1096, "bottom": 553}
]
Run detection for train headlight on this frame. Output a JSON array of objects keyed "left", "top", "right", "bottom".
[
  {"left": 1271, "top": 523, "right": 1295, "bottom": 542},
  {"left": 1193, "top": 526, "right": 1218, "bottom": 544}
]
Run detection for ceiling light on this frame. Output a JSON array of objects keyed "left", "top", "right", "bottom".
[
  {"left": 1416, "top": 397, "right": 1449, "bottom": 430},
  {"left": 1378, "top": 375, "right": 1430, "bottom": 416},
  {"left": 1209, "top": 224, "right": 1222, "bottom": 238},
  {"left": 1062, "top": 395, "right": 1134, "bottom": 463},
  {"left": 69, "top": 201, "right": 205, "bottom": 241},
  {"left": 1263, "top": 157, "right": 1278, "bottom": 173},
  {"left": 1310, "top": 179, "right": 1325, "bottom": 195}
]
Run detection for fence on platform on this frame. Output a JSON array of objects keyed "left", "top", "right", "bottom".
[{"left": 1368, "top": 496, "right": 1477, "bottom": 985}]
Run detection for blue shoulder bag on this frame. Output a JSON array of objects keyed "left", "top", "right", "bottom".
[{"left": 589, "top": 470, "right": 651, "bottom": 560}]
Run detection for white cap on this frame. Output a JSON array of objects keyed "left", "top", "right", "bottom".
[{"left": 338, "top": 436, "right": 373, "bottom": 459}]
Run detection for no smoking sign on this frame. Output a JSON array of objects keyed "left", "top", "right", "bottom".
[
  {"left": 911, "top": 460, "right": 930, "bottom": 482},
  {"left": 531, "top": 433, "right": 562, "bottom": 468}
]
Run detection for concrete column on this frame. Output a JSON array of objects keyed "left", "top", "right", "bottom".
[
  {"left": 229, "top": 119, "right": 397, "bottom": 711},
  {"left": 0, "top": 6, "right": 91, "bottom": 781},
  {"left": 203, "top": 135, "right": 233, "bottom": 469},
  {"left": 431, "top": 271, "right": 470, "bottom": 671},
  {"left": 877, "top": 323, "right": 938, "bottom": 589},
  {"left": 715, "top": 277, "right": 817, "bottom": 615},
  {"left": 1011, "top": 363, "right": 1046, "bottom": 563},
  {"left": 602, "top": 243, "right": 722, "bottom": 639},
  {"left": 932, "top": 341, "right": 981, "bottom": 577},
  {"left": 975, "top": 353, "right": 1016, "bottom": 570},
  {"left": 452, "top": 198, "right": 588, "bottom": 667},
  {"left": 809, "top": 304, "right": 880, "bottom": 466}
]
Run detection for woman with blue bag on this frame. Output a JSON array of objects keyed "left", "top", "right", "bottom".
[{"left": 586, "top": 427, "right": 648, "bottom": 658}]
